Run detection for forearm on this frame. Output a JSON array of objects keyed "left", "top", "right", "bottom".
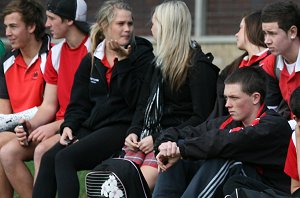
[
  {"left": 29, "top": 105, "right": 57, "bottom": 130},
  {"left": 0, "top": 99, "right": 12, "bottom": 114},
  {"left": 0, "top": 107, "right": 38, "bottom": 131}
]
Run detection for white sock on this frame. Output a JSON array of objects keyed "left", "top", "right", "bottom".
[{"left": 0, "top": 107, "right": 38, "bottom": 131}]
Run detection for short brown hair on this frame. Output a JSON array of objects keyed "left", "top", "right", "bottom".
[{"left": 2, "top": 0, "right": 46, "bottom": 41}]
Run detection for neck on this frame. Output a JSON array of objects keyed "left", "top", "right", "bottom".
[
  {"left": 242, "top": 105, "right": 261, "bottom": 127},
  {"left": 282, "top": 39, "right": 300, "bottom": 64},
  {"left": 105, "top": 42, "right": 118, "bottom": 62},
  {"left": 246, "top": 44, "right": 266, "bottom": 59},
  {"left": 19, "top": 38, "right": 42, "bottom": 65},
  {"left": 65, "top": 26, "right": 87, "bottom": 49}
]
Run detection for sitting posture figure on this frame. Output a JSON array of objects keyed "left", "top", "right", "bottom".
[
  {"left": 153, "top": 67, "right": 291, "bottom": 197},
  {"left": 124, "top": 0, "right": 219, "bottom": 191}
]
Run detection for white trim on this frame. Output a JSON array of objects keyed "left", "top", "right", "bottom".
[
  {"left": 40, "top": 53, "right": 47, "bottom": 74},
  {"left": 50, "top": 40, "right": 65, "bottom": 72},
  {"left": 3, "top": 55, "right": 15, "bottom": 73},
  {"left": 94, "top": 40, "right": 105, "bottom": 60}
]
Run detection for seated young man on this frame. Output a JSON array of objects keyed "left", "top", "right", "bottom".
[
  {"left": 261, "top": 1, "right": 300, "bottom": 128},
  {"left": 284, "top": 86, "right": 300, "bottom": 196},
  {"left": 153, "top": 67, "right": 292, "bottom": 198},
  {"left": 0, "top": 0, "right": 90, "bottom": 197},
  {"left": 0, "top": 0, "right": 50, "bottom": 197},
  {"left": 222, "top": 86, "right": 300, "bottom": 197}
]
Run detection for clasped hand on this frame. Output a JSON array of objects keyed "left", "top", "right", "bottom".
[
  {"left": 156, "top": 141, "right": 181, "bottom": 172},
  {"left": 125, "top": 133, "right": 154, "bottom": 154}
]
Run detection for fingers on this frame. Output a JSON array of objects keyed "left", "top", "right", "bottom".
[
  {"left": 107, "top": 40, "right": 131, "bottom": 60},
  {"left": 15, "top": 125, "right": 27, "bottom": 144},
  {"left": 156, "top": 153, "right": 168, "bottom": 172},
  {"left": 60, "top": 131, "right": 69, "bottom": 145},
  {"left": 59, "top": 134, "right": 67, "bottom": 145},
  {"left": 125, "top": 133, "right": 139, "bottom": 150},
  {"left": 158, "top": 141, "right": 177, "bottom": 157},
  {"left": 60, "top": 127, "right": 74, "bottom": 146}
]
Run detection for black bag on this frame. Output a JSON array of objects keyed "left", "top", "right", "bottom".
[
  {"left": 85, "top": 158, "right": 151, "bottom": 198},
  {"left": 226, "top": 188, "right": 300, "bottom": 198}
]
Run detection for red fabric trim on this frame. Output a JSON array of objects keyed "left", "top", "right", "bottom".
[
  {"left": 239, "top": 51, "right": 269, "bottom": 68},
  {"left": 219, "top": 104, "right": 266, "bottom": 131}
]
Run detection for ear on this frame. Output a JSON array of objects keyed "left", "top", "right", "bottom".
[
  {"left": 252, "top": 92, "right": 261, "bottom": 105},
  {"left": 289, "top": 25, "right": 298, "bottom": 40},
  {"left": 66, "top": 19, "right": 74, "bottom": 26},
  {"left": 294, "top": 117, "right": 300, "bottom": 127},
  {"left": 27, "top": 23, "right": 36, "bottom": 34}
]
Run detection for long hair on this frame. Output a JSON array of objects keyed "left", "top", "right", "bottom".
[
  {"left": 90, "top": 0, "right": 132, "bottom": 65},
  {"left": 153, "top": 1, "right": 192, "bottom": 91},
  {"left": 224, "top": 10, "right": 266, "bottom": 74},
  {"left": 244, "top": 10, "right": 266, "bottom": 48}
]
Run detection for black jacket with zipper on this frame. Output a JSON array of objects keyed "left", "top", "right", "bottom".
[{"left": 60, "top": 36, "right": 154, "bottom": 134}]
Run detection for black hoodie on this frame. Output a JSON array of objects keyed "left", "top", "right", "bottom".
[
  {"left": 60, "top": 36, "right": 154, "bottom": 134},
  {"left": 127, "top": 42, "right": 220, "bottom": 141}
]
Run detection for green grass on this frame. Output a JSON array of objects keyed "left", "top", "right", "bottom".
[{"left": 13, "top": 161, "right": 88, "bottom": 198}]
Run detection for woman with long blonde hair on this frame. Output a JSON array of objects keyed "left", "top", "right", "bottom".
[{"left": 124, "top": 0, "right": 219, "bottom": 191}]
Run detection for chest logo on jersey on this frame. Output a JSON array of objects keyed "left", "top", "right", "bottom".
[
  {"left": 32, "top": 71, "right": 39, "bottom": 80},
  {"left": 90, "top": 77, "right": 99, "bottom": 84}
]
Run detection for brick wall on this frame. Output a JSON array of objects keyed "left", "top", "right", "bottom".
[
  {"left": 1, "top": 0, "right": 299, "bottom": 69},
  {"left": 4, "top": 0, "right": 299, "bottom": 36}
]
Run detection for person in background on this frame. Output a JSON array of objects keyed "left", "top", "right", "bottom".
[
  {"left": 0, "top": 0, "right": 90, "bottom": 197},
  {"left": 209, "top": 10, "right": 276, "bottom": 119},
  {"left": 33, "top": 0, "right": 154, "bottom": 197},
  {"left": 262, "top": 0, "right": 300, "bottom": 128},
  {"left": 124, "top": 0, "right": 219, "bottom": 191},
  {"left": 285, "top": 86, "right": 300, "bottom": 196},
  {"left": 153, "top": 67, "right": 291, "bottom": 197},
  {"left": 0, "top": 39, "right": 5, "bottom": 58}
]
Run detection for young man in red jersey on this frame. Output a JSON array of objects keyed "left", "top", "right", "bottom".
[
  {"left": 0, "top": 0, "right": 51, "bottom": 197},
  {"left": 0, "top": 0, "right": 90, "bottom": 197}
]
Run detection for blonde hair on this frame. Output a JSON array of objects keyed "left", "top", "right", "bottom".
[
  {"left": 90, "top": 0, "right": 132, "bottom": 65},
  {"left": 153, "top": 1, "right": 192, "bottom": 91}
]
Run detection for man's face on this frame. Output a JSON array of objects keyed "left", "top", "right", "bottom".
[
  {"left": 262, "top": 22, "right": 292, "bottom": 57},
  {"left": 224, "top": 83, "right": 259, "bottom": 125},
  {"left": 105, "top": 9, "right": 133, "bottom": 47},
  {"left": 4, "top": 12, "right": 34, "bottom": 49},
  {"left": 45, "top": 11, "right": 69, "bottom": 39}
]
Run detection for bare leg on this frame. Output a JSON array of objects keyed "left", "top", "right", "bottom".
[
  {"left": 0, "top": 138, "right": 36, "bottom": 198},
  {"left": 0, "top": 132, "right": 16, "bottom": 198},
  {"left": 33, "top": 134, "right": 60, "bottom": 182},
  {"left": 140, "top": 165, "right": 158, "bottom": 191}
]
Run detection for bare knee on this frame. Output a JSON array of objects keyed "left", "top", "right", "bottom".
[
  {"left": 0, "top": 132, "right": 15, "bottom": 148},
  {"left": 0, "top": 141, "right": 20, "bottom": 167},
  {"left": 34, "top": 143, "right": 48, "bottom": 162},
  {"left": 34, "top": 137, "right": 59, "bottom": 164}
]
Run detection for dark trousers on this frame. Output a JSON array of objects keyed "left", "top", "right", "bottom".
[
  {"left": 223, "top": 175, "right": 300, "bottom": 198},
  {"left": 152, "top": 159, "right": 245, "bottom": 198},
  {"left": 32, "top": 124, "right": 128, "bottom": 198}
]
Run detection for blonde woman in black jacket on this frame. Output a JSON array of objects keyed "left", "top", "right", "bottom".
[{"left": 124, "top": 0, "right": 219, "bottom": 191}]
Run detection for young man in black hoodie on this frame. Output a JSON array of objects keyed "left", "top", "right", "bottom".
[{"left": 153, "top": 67, "right": 292, "bottom": 198}]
